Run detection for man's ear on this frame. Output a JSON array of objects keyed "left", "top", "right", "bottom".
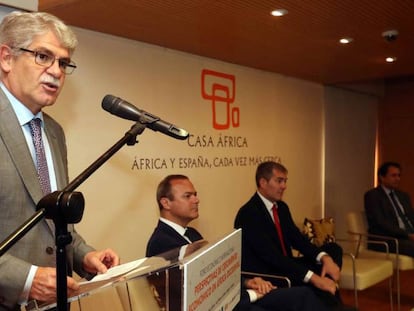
[
  {"left": 160, "top": 197, "right": 170, "bottom": 210},
  {"left": 0, "top": 44, "right": 13, "bottom": 73},
  {"left": 258, "top": 177, "right": 267, "bottom": 188}
]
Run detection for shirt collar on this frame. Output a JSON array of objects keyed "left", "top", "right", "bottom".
[
  {"left": 380, "top": 184, "right": 393, "bottom": 195},
  {"left": 160, "top": 217, "right": 187, "bottom": 236},
  {"left": 257, "top": 190, "right": 276, "bottom": 213},
  {"left": 0, "top": 83, "right": 44, "bottom": 127}
]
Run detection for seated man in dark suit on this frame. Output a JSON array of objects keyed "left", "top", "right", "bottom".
[
  {"left": 365, "top": 161, "right": 414, "bottom": 256},
  {"left": 234, "top": 161, "right": 353, "bottom": 310},
  {"left": 147, "top": 174, "right": 330, "bottom": 311}
]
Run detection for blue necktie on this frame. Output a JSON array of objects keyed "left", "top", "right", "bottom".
[
  {"left": 390, "top": 191, "right": 414, "bottom": 233},
  {"left": 29, "top": 118, "right": 51, "bottom": 195}
]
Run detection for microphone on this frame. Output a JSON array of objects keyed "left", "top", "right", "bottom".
[{"left": 102, "top": 95, "right": 189, "bottom": 140}]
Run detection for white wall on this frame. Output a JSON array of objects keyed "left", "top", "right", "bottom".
[{"left": 0, "top": 1, "right": 36, "bottom": 11}]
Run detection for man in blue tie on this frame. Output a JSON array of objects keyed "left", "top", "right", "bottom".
[{"left": 365, "top": 161, "right": 414, "bottom": 256}]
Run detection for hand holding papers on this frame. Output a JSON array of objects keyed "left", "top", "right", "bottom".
[{"left": 78, "top": 258, "right": 148, "bottom": 292}]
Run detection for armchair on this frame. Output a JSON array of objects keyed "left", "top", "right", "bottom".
[{"left": 347, "top": 211, "right": 414, "bottom": 311}]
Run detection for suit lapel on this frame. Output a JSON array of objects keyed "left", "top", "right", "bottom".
[
  {"left": 43, "top": 115, "right": 66, "bottom": 189},
  {"left": 43, "top": 117, "right": 68, "bottom": 234},
  {"left": 253, "top": 193, "right": 281, "bottom": 242},
  {"left": 377, "top": 186, "right": 401, "bottom": 226},
  {"left": 159, "top": 221, "right": 189, "bottom": 244},
  {"left": 0, "top": 91, "right": 55, "bottom": 235},
  {"left": 378, "top": 186, "right": 396, "bottom": 211},
  {"left": 391, "top": 190, "right": 414, "bottom": 224},
  {"left": 252, "top": 193, "right": 293, "bottom": 256},
  {"left": 0, "top": 91, "right": 43, "bottom": 205},
  {"left": 394, "top": 191, "right": 409, "bottom": 212}
]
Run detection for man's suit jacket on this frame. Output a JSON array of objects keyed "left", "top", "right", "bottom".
[
  {"left": 146, "top": 221, "right": 204, "bottom": 311},
  {"left": 146, "top": 220, "right": 202, "bottom": 257},
  {"left": 234, "top": 193, "right": 322, "bottom": 285},
  {"left": 0, "top": 89, "right": 94, "bottom": 310},
  {"left": 364, "top": 186, "right": 414, "bottom": 239}
]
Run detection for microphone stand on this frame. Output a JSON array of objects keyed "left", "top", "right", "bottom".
[{"left": 0, "top": 122, "right": 147, "bottom": 311}]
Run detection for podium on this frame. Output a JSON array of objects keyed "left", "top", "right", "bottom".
[{"left": 23, "top": 229, "right": 241, "bottom": 311}]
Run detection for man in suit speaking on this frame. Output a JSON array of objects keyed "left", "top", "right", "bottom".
[
  {"left": 0, "top": 11, "right": 119, "bottom": 310},
  {"left": 146, "top": 174, "right": 330, "bottom": 311}
]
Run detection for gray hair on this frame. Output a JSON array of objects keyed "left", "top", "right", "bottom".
[{"left": 0, "top": 11, "right": 78, "bottom": 56}]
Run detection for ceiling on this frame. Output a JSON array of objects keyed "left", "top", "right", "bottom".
[{"left": 38, "top": 0, "right": 414, "bottom": 85}]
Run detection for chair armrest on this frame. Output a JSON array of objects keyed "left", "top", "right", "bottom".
[
  {"left": 336, "top": 237, "right": 390, "bottom": 258},
  {"left": 347, "top": 230, "right": 397, "bottom": 257},
  {"left": 348, "top": 230, "right": 399, "bottom": 249},
  {"left": 241, "top": 271, "right": 291, "bottom": 288}
]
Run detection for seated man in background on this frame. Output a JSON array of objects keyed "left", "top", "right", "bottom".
[
  {"left": 365, "top": 161, "right": 414, "bottom": 256},
  {"left": 146, "top": 174, "right": 330, "bottom": 311},
  {"left": 234, "top": 161, "right": 354, "bottom": 311}
]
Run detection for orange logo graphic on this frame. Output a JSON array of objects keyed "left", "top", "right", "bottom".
[{"left": 201, "top": 69, "right": 239, "bottom": 130}]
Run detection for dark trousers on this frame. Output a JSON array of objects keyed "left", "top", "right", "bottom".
[
  {"left": 234, "top": 286, "right": 329, "bottom": 311},
  {"left": 368, "top": 238, "right": 414, "bottom": 257}
]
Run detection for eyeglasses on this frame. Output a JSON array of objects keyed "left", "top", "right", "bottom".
[{"left": 19, "top": 48, "right": 77, "bottom": 74}]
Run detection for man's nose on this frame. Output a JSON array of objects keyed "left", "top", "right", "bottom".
[{"left": 46, "top": 59, "right": 63, "bottom": 77}]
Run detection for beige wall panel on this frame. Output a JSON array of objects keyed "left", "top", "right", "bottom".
[
  {"left": 324, "top": 86, "right": 378, "bottom": 238},
  {"left": 379, "top": 78, "right": 414, "bottom": 200}
]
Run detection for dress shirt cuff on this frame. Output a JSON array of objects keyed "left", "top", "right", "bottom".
[
  {"left": 246, "top": 289, "right": 258, "bottom": 302},
  {"left": 316, "top": 252, "right": 328, "bottom": 263},
  {"left": 19, "top": 265, "right": 38, "bottom": 305},
  {"left": 304, "top": 270, "right": 314, "bottom": 283}
]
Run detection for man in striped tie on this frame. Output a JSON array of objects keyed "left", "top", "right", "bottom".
[{"left": 0, "top": 11, "right": 119, "bottom": 310}]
